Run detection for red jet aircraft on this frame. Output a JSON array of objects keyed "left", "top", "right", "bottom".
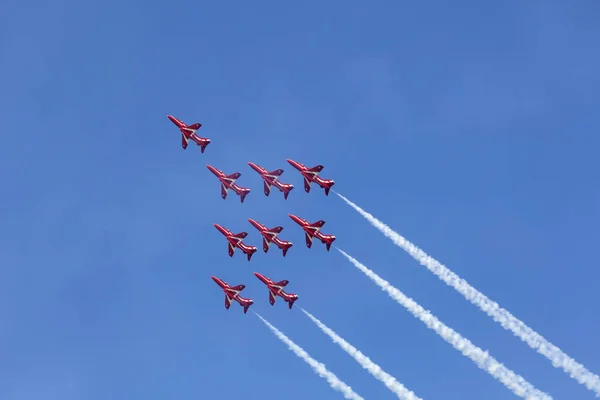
[
  {"left": 254, "top": 272, "right": 298, "bottom": 309},
  {"left": 214, "top": 223, "right": 258, "bottom": 261},
  {"left": 247, "top": 162, "right": 294, "bottom": 200},
  {"left": 211, "top": 276, "right": 254, "bottom": 314},
  {"left": 288, "top": 214, "right": 336, "bottom": 251},
  {"left": 248, "top": 218, "right": 293, "bottom": 257},
  {"left": 206, "top": 165, "right": 251, "bottom": 203},
  {"left": 167, "top": 114, "right": 211, "bottom": 153},
  {"left": 286, "top": 159, "right": 335, "bottom": 196}
]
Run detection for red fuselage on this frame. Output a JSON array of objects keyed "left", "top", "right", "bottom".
[
  {"left": 214, "top": 223, "right": 257, "bottom": 260},
  {"left": 286, "top": 159, "right": 335, "bottom": 195},
  {"left": 254, "top": 272, "right": 298, "bottom": 309},
  {"left": 206, "top": 165, "right": 251, "bottom": 203},
  {"left": 247, "top": 162, "right": 294, "bottom": 199},
  {"left": 211, "top": 276, "right": 254, "bottom": 313},
  {"left": 167, "top": 114, "right": 211, "bottom": 153},
  {"left": 288, "top": 214, "right": 336, "bottom": 251},
  {"left": 248, "top": 218, "right": 293, "bottom": 256}
]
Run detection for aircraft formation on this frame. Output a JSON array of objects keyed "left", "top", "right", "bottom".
[{"left": 168, "top": 114, "right": 335, "bottom": 314}]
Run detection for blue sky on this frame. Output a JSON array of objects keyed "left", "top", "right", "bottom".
[{"left": 1, "top": 1, "right": 599, "bottom": 399}]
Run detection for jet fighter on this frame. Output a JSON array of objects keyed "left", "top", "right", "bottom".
[
  {"left": 254, "top": 272, "right": 298, "bottom": 309},
  {"left": 211, "top": 276, "right": 254, "bottom": 314},
  {"left": 288, "top": 214, "right": 336, "bottom": 251},
  {"left": 286, "top": 159, "right": 335, "bottom": 196},
  {"left": 247, "top": 162, "right": 294, "bottom": 199},
  {"left": 206, "top": 165, "right": 251, "bottom": 203},
  {"left": 248, "top": 218, "right": 293, "bottom": 257},
  {"left": 214, "top": 223, "right": 258, "bottom": 261},
  {"left": 167, "top": 114, "right": 211, "bottom": 153}
]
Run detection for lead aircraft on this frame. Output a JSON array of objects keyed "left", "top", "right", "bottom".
[
  {"left": 214, "top": 223, "right": 258, "bottom": 261},
  {"left": 247, "top": 162, "right": 294, "bottom": 199},
  {"left": 211, "top": 276, "right": 254, "bottom": 314},
  {"left": 207, "top": 165, "right": 251, "bottom": 203},
  {"left": 288, "top": 214, "right": 336, "bottom": 251},
  {"left": 254, "top": 272, "right": 298, "bottom": 309},
  {"left": 167, "top": 114, "right": 211, "bottom": 153},
  {"left": 286, "top": 159, "right": 335, "bottom": 196}
]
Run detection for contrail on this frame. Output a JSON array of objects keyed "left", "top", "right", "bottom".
[
  {"left": 337, "top": 249, "right": 551, "bottom": 400},
  {"left": 300, "top": 307, "right": 422, "bottom": 400},
  {"left": 335, "top": 191, "right": 600, "bottom": 396},
  {"left": 253, "top": 311, "right": 364, "bottom": 400}
]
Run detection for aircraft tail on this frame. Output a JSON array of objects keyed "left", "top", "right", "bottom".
[
  {"left": 247, "top": 247, "right": 258, "bottom": 261},
  {"left": 239, "top": 188, "right": 251, "bottom": 203},
  {"left": 322, "top": 180, "right": 335, "bottom": 196},
  {"left": 324, "top": 235, "right": 336, "bottom": 251},
  {"left": 286, "top": 295, "right": 298, "bottom": 309},
  {"left": 243, "top": 299, "right": 254, "bottom": 314},
  {"left": 282, "top": 184, "right": 294, "bottom": 200},
  {"left": 281, "top": 242, "right": 293, "bottom": 257}
]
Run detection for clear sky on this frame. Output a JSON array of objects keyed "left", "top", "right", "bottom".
[{"left": 1, "top": 1, "right": 599, "bottom": 399}]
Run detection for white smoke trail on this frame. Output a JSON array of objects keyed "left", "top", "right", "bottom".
[
  {"left": 337, "top": 249, "right": 551, "bottom": 400},
  {"left": 300, "top": 307, "right": 422, "bottom": 400},
  {"left": 253, "top": 311, "right": 364, "bottom": 400},
  {"left": 335, "top": 191, "right": 600, "bottom": 396}
]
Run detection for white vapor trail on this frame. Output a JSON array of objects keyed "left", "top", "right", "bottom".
[
  {"left": 300, "top": 307, "right": 422, "bottom": 400},
  {"left": 335, "top": 191, "right": 600, "bottom": 396},
  {"left": 253, "top": 311, "right": 364, "bottom": 400},
  {"left": 337, "top": 249, "right": 551, "bottom": 400}
]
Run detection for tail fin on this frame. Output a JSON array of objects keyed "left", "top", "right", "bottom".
[
  {"left": 322, "top": 180, "right": 335, "bottom": 196},
  {"left": 281, "top": 242, "right": 293, "bottom": 257},
  {"left": 282, "top": 184, "right": 294, "bottom": 200},
  {"left": 243, "top": 300, "right": 253, "bottom": 314},
  {"left": 324, "top": 236, "right": 336, "bottom": 251},
  {"left": 247, "top": 247, "right": 258, "bottom": 261},
  {"left": 239, "top": 188, "right": 251, "bottom": 203},
  {"left": 287, "top": 296, "right": 298, "bottom": 309}
]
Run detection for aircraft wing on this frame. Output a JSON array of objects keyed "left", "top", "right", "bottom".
[
  {"left": 310, "top": 220, "right": 326, "bottom": 228},
  {"left": 228, "top": 242, "right": 235, "bottom": 257},
  {"left": 229, "top": 284, "right": 245, "bottom": 292},
  {"left": 263, "top": 181, "right": 272, "bottom": 197},
  {"left": 232, "top": 232, "right": 248, "bottom": 239},
  {"left": 273, "top": 280, "right": 288, "bottom": 287},
  {"left": 308, "top": 165, "right": 324, "bottom": 173},
  {"left": 305, "top": 232, "right": 313, "bottom": 248},
  {"left": 268, "top": 169, "right": 284, "bottom": 176},
  {"left": 185, "top": 123, "right": 202, "bottom": 131},
  {"left": 181, "top": 134, "right": 189, "bottom": 149},
  {"left": 262, "top": 237, "right": 271, "bottom": 253},
  {"left": 226, "top": 172, "right": 241, "bottom": 180},
  {"left": 269, "top": 290, "right": 276, "bottom": 305},
  {"left": 303, "top": 177, "right": 311, "bottom": 193},
  {"left": 224, "top": 295, "right": 232, "bottom": 309},
  {"left": 221, "top": 183, "right": 228, "bottom": 199}
]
